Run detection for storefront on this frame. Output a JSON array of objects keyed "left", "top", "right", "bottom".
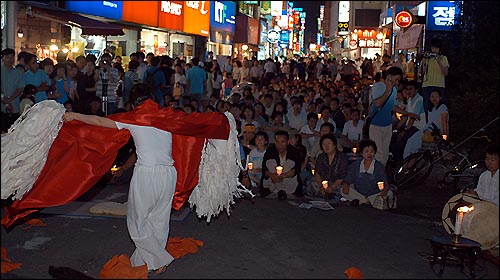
[
  {"left": 354, "top": 29, "right": 385, "bottom": 60},
  {"left": 208, "top": 1, "right": 236, "bottom": 58},
  {"left": 233, "top": 15, "right": 260, "bottom": 60}
]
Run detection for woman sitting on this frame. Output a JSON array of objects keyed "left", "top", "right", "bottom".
[{"left": 340, "top": 139, "right": 392, "bottom": 207}]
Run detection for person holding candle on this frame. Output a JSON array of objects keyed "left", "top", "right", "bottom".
[
  {"left": 248, "top": 131, "right": 269, "bottom": 190},
  {"left": 338, "top": 108, "right": 364, "bottom": 152},
  {"left": 422, "top": 89, "right": 449, "bottom": 143},
  {"left": 304, "top": 133, "right": 348, "bottom": 200},
  {"left": 260, "top": 130, "right": 303, "bottom": 199},
  {"left": 340, "top": 139, "right": 391, "bottom": 207}
]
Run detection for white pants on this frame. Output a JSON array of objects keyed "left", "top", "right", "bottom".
[
  {"left": 341, "top": 185, "right": 393, "bottom": 205},
  {"left": 369, "top": 124, "right": 393, "bottom": 166},
  {"left": 127, "top": 164, "right": 177, "bottom": 270},
  {"left": 403, "top": 129, "right": 423, "bottom": 159}
]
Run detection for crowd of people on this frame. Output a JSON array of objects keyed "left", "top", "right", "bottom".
[
  {"left": 2, "top": 40, "right": 498, "bottom": 273},
  {"left": 3, "top": 40, "right": 497, "bottom": 207}
]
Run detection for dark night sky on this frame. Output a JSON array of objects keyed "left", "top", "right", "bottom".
[{"left": 293, "top": 1, "right": 321, "bottom": 45}]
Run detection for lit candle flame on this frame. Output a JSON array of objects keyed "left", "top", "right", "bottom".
[
  {"left": 110, "top": 165, "right": 119, "bottom": 173},
  {"left": 352, "top": 147, "right": 357, "bottom": 154},
  {"left": 377, "top": 181, "right": 384, "bottom": 191},
  {"left": 276, "top": 166, "right": 283, "bottom": 175},
  {"left": 247, "top": 162, "right": 253, "bottom": 170},
  {"left": 322, "top": 180, "right": 328, "bottom": 189},
  {"left": 457, "top": 205, "right": 474, "bottom": 213},
  {"left": 442, "top": 134, "right": 448, "bottom": 141},
  {"left": 311, "top": 169, "right": 315, "bottom": 175}
]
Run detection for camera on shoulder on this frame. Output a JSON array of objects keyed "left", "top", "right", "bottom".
[{"left": 423, "top": 52, "right": 437, "bottom": 58}]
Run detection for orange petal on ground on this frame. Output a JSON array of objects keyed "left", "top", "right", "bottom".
[
  {"left": 1, "top": 247, "right": 11, "bottom": 263},
  {"left": 166, "top": 237, "right": 203, "bottom": 259},
  {"left": 1, "top": 261, "right": 23, "bottom": 273},
  {"left": 99, "top": 254, "right": 147, "bottom": 279},
  {"left": 344, "top": 266, "right": 364, "bottom": 279},
  {"left": 22, "top": 218, "right": 46, "bottom": 229}
]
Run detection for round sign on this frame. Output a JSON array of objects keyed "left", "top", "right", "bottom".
[
  {"left": 395, "top": 11, "right": 413, "bottom": 28},
  {"left": 349, "top": 40, "right": 357, "bottom": 47},
  {"left": 267, "top": 30, "right": 280, "bottom": 44}
]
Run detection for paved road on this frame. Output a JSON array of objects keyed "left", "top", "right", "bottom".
[{"left": 1, "top": 164, "right": 498, "bottom": 279}]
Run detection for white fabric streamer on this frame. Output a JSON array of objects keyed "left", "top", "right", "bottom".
[
  {"left": 188, "top": 111, "right": 254, "bottom": 222},
  {"left": 1, "top": 100, "right": 66, "bottom": 200}
]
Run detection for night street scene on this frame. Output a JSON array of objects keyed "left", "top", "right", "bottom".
[{"left": 1, "top": 1, "right": 499, "bottom": 279}]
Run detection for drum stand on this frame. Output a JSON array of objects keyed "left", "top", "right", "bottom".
[{"left": 429, "top": 235, "right": 481, "bottom": 279}]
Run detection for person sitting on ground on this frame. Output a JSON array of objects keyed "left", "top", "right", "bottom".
[
  {"left": 304, "top": 133, "right": 348, "bottom": 199},
  {"left": 247, "top": 131, "right": 269, "bottom": 191},
  {"left": 338, "top": 108, "right": 364, "bottom": 152},
  {"left": 340, "top": 139, "right": 392, "bottom": 207},
  {"left": 465, "top": 144, "right": 499, "bottom": 206},
  {"left": 260, "top": 130, "right": 303, "bottom": 200}
]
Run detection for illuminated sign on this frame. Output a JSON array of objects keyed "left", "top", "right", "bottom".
[
  {"left": 161, "top": 1, "right": 182, "bottom": 15},
  {"left": 158, "top": 1, "right": 182, "bottom": 31},
  {"left": 66, "top": 1, "right": 123, "bottom": 20},
  {"left": 426, "top": 1, "right": 460, "bottom": 31},
  {"left": 271, "top": 1, "right": 283, "bottom": 16},
  {"left": 184, "top": 1, "right": 210, "bottom": 36},
  {"left": 395, "top": 11, "right": 413, "bottom": 28},
  {"left": 338, "top": 22, "right": 349, "bottom": 35},
  {"left": 210, "top": 1, "right": 236, "bottom": 33},
  {"left": 319, "top": 5, "right": 324, "bottom": 20},
  {"left": 356, "top": 29, "right": 377, "bottom": 39},
  {"left": 338, "top": 1, "right": 349, "bottom": 22},
  {"left": 267, "top": 30, "right": 280, "bottom": 43}
]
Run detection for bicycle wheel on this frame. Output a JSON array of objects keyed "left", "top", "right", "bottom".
[
  {"left": 393, "top": 152, "right": 433, "bottom": 189},
  {"left": 455, "top": 160, "right": 487, "bottom": 192}
]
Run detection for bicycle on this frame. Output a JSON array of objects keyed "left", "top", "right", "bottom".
[{"left": 393, "top": 122, "right": 492, "bottom": 193}]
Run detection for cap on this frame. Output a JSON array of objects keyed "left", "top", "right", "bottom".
[{"left": 243, "top": 124, "right": 257, "bottom": 133}]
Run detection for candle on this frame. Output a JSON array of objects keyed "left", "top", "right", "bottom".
[
  {"left": 322, "top": 180, "right": 328, "bottom": 189},
  {"left": 247, "top": 162, "right": 253, "bottom": 170},
  {"left": 276, "top": 166, "right": 283, "bottom": 175},
  {"left": 377, "top": 181, "right": 384, "bottom": 191},
  {"left": 442, "top": 134, "right": 448, "bottom": 141},
  {"left": 311, "top": 169, "right": 315, "bottom": 175},
  {"left": 318, "top": 113, "right": 322, "bottom": 119},
  {"left": 110, "top": 165, "right": 119, "bottom": 174},
  {"left": 455, "top": 205, "right": 474, "bottom": 235},
  {"left": 352, "top": 147, "right": 357, "bottom": 154},
  {"left": 454, "top": 211, "right": 463, "bottom": 235}
]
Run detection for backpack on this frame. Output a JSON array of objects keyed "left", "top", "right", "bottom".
[{"left": 145, "top": 68, "right": 159, "bottom": 92}]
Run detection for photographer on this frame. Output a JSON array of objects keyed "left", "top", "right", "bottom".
[
  {"left": 96, "top": 53, "right": 118, "bottom": 115},
  {"left": 420, "top": 38, "right": 449, "bottom": 112}
]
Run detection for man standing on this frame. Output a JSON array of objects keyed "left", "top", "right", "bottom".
[
  {"left": 1, "top": 48, "right": 25, "bottom": 132},
  {"left": 421, "top": 38, "right": 449, "bottom": 110},
  {"left": 186, "top": 57, "right": 206, "bottom": 105},
  {"left": 369, "top": 66, "right": 419, "bottom": 166}
]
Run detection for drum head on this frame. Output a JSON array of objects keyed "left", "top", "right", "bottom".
[
  {"left": 462, "top": 201, "right": 499, "bottom": 250},
  {"left": 442, "top": 193, "right": 481, "bottom": 234}
]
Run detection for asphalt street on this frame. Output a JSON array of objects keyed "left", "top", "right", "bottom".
[{"left": 1, "top": 164, "right": 499, "bottom": 279}]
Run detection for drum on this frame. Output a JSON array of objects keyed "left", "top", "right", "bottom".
[
  {"left": 442, "top": 193, "right": 499, "bottom": 250},
  {"left": 461, "top": 201, "right": 499, "bottom": 250}
]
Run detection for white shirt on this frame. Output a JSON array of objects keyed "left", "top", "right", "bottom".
[
  {"left": 406, "top": 94, "right": 425, "bottom": 130},
  {"left": 360, "top": 159, "right": 375, "bottom": 174},
  {"left": 115, "top": 122, "right": 173, "bottom": 167},
  {"left": 264, "top": 61, "right": 276, "bottom": 73},
  {"left": 299, "top": 124, "right": 319, "bottom": 156},
  {"left": 342, "top": 120, "right": 364, "bottom": 141},
  {"left": 287, "top": 109, "right": 308, "bottom": 131},
  {"left": 475, "top": 169, "right": 499, "bottom": 206}
]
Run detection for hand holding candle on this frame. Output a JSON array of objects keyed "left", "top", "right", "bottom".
[
  {"left": 377, "top": 181, "right": 384, "bottom": 191},
  {"left": 442, "top": 134, "right": 448, "bottom": 141},
  {"left": 276, "top": 166, "right": 283, "bottom": 175},
  {"left": 247, "top": 162, "right": 253, "bottom": 170},
  {"left": 111, "top": 165, "right": 119, "bottom": 174},
  {"left": 352, "top": 147, "right": 357, "bottom": 155}
]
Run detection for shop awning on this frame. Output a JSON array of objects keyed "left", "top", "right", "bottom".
[
  {"left": 33, "top": 8, "right": 125, "bottom": 36},
  {"left": 396, "top": 24, "right": 423, "bottom": 50}
]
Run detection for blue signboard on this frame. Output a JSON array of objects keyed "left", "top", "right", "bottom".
[
  {"left": 210, "top": 1, "right": 236, "bottom": 33},
  {"left": 426, "top": 1, "right": 460, "bottom": 31},
  {"left": 65, "top": 1, "right": 123, "bottom": 20},
  {"left": 280, "top": 31, "right": 289, "bottom": 44}
]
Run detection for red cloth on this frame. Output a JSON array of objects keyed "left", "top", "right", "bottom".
[{"left": 2, "top": 100, "right": 230, "bottom": 228}]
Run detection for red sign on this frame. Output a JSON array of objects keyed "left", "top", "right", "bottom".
[
  {"left": 349, "top": 40, "right": 357, "bottom": 47},
  {"left": 356, "top": 29, "right": 377, "bottom": 39},
  {"left": 395, "top": 11, "right": 413, "bottom": 28}
]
